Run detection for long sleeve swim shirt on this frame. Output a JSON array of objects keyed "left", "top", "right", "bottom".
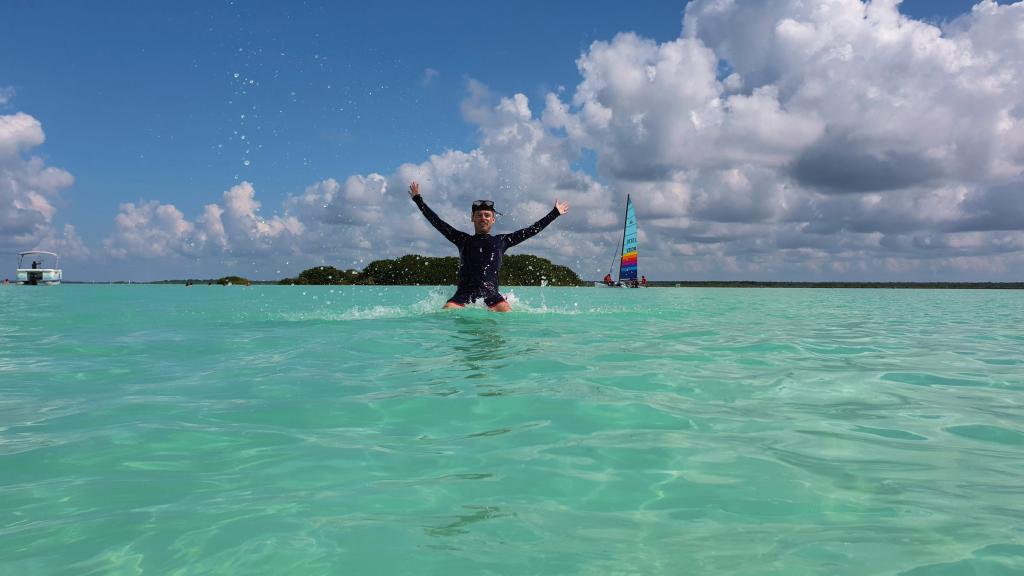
[{"left": 413, "top": 195, "right": 560, "bottom": 294}]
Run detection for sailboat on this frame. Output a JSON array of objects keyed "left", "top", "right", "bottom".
[{"left": 596, "top": 195, "right": 640, "bottom": 288}]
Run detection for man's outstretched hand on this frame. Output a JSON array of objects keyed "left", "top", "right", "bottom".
[
  {"left": 555, "top": 200, "right": 569, "bottom": 215},
  {"left": 408, "top": 182, "right": 420, "bottom": 198}
]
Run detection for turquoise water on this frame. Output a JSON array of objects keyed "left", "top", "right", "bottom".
[{"left": 2, "top": 285, "right": 1023, "bottom": 575}]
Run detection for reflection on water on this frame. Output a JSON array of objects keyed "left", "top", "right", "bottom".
[
  {"left": 424, "top": 505, "right": 507, "bottom": 538},
  {"left": 449, "top": 315, "right": 510, "bottom": 379}
]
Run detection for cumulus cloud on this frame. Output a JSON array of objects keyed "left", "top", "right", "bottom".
[
  {"left": 0, "top": 112, "right": 45, "bottom": 156},
  {"left": 0, "top": 112, "right": 75, "bottom": 253},
  {"left": 681, "top": 0, "right": 1024, "bottom": 186},
  {"left": 44, "top": 224, "right": 92, "bottom": 260},
  {"left": 102, "top": 181, "right": 304, "bottom": 263},
  {"left": 538, "top": 0, "right": 1024, "bottom": 279},
  {"left": 104, "top": 201, "right": 197, "bottom": 259},
  {"left": 422, "top": 67, "right": 440, "bottom": 86}
]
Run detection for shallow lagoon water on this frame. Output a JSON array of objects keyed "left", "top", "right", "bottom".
[{"left": 2, "top": 285, "right": 1023, "bottom": 575}]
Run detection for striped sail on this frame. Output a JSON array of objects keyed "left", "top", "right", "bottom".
[{"left": 618, "top": 195, "right": 638, "bottom": 281}]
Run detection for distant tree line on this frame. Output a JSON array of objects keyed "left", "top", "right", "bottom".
[
  {"left": 152, "top": 276, "right": 258, "bottom": 286},
  {"left": 643, "top": 281, "right": 1024, "bottom": 289},
  {"left": 279, "top": 254, "right": 583, "bottom": 286},
  {"left": 143, "top": 266, "right": 1023, "bottom": 290},
  {"left": 216, "top": 276, "right": 252, "bottom": 286}
]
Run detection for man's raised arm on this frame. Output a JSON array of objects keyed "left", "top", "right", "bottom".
[
  {"left": 504, "top": 200, "right": 569, "bottom": 248},
  {"left": 409, "top": 181, "right": 467, "bottom": 246}
]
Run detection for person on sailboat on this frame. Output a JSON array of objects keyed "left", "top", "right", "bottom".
[
  {"left": 641, "top": 275, "right": 647, "bottom": 287},
  {"left": 603, "top": 273, "right": 614, "bottom": 286},
  {"left": 408, "top": 181, "right": 568, "bottom": 312}
]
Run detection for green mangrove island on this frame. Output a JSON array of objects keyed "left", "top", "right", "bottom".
[
  {"left": 279, "top": 254, "right": 582, "bottom": 286},
  {"left": 133, "top": 254, "right": 1021, "bottom": 288},
  {"left": 147, "top": 254, "right": 583, "bottom": 287}
]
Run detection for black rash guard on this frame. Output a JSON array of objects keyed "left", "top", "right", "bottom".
[{"left": 413, "top": 195, "right": 560, "bottom": 305}]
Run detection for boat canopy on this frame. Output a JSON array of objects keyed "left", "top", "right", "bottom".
[{"left": 17, "top": 251, "right": 60, "bottom": 269}]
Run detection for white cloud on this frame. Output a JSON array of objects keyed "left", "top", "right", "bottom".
[
  {"left": 0, "top": 112, "right": 45, "bottom": 157},
  {"left": 102, "top": 182, "right": 304, "bottom": 263},
  {"left": 0, "top": 112, "right": 75, "bottom": 253},
  {"left": 40, "top": 224, "right": 91, "bottom": 261},
  {"left": 537, "top": 0, "right": 1024, "bottom": 279},
  {"left": 422, "top": 67, "right": 440, "bottom": 86},
  {"left": 0, "top": 87, "right": 15, "bottom": 107},
  {"left": 104, "top": 201, "right": 197, "bottom": 259},
  {"left": 218, "top": 181, "right": 304, "bottom": 249},
  {"left": 681, "top": 0, "right": 1024, "bottom": 189}
]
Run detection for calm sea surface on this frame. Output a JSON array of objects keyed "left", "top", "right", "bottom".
[{"left": 2, "top": 285, "right": 1023, "bottom": 575}]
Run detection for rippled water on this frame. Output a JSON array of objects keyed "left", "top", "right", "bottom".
[{"left": 2, "top": 285, "right": 1022, "bottom": 575}]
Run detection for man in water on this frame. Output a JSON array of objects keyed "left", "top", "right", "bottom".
[{"left": 408, "top": 181, "right": 568, "bottom": 312}]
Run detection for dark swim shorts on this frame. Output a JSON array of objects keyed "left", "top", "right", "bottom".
[{"left": 448, "top": 287, "right": 506, "bottom": 307}]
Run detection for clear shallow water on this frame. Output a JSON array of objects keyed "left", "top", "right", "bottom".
[{"left": 2, "top": 285, "right": 1023, "bottom": 575}]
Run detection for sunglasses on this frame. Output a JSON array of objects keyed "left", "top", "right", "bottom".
[{"left": 472, "top": 200, "right": 502, "bottom": 215}]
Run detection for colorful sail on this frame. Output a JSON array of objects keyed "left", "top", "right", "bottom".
[{"left": 618, "top": 195, "right": 638, "bottom": 281}]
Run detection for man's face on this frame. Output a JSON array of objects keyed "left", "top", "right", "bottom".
[{"left": 472, "top": 209, "right": 495, "bottom": 234}]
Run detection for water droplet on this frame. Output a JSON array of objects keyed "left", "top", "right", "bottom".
[{"left": 243, "top": 159, "right": 251, "bottom": 166}]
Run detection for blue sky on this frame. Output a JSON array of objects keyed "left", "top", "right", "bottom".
[
  {"left": 2, "top": 1, "right": 1022, "bottom": 281},
  {"left": 4, "top": 1, "right": 681, "bottom": 234}
]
